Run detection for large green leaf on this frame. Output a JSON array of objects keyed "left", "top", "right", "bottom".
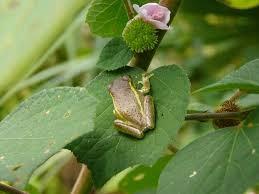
[
  {"left": 219, "top": 0, "right": 259, "bottom": 9},
  {"left": 86, "top": 0, "right": 156, "bottom": 37},
  {"left": 68, "top": 65, "right": 190, "bottom": 187},
  {"left": 158, "top": 108, "right": 259, "bottom": 194},
  {"left": 0, "top": 0, "right": 88, "bottom": 94},
  {"left": 119, "top": 155, "right": 171, "bottom": 194},
  {"left": 0, "top": 87, "right": 96, "bottom": 188},
  {"left": 96, "top": 38, "right": 133, "bottom": 71},
  {"left": 194, "top": 59, "right": 259, "bottom": 93}
]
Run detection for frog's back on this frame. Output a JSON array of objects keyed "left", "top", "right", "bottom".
[{"left": 108, "top": 76, "right": 144, "bottom": 126}]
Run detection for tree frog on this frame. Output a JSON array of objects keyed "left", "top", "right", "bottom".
[{"left": 108, "top": 74, "right": 155, "bottom": 139}]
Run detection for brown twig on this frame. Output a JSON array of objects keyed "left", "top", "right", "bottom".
[
  {"left": 71, "top": 165, "right": 91, "bottom": 194},
  {"left": 0, "top": 182, "right": 28, "bottom": 194},
  {"left": 130, "top": 0, "right": 182, "bottom": 70},
  {"left": 123, "top": 0, "right": 135, "bottom": 20},
  {"left": 185, "top": 111, "right": 249, "bottom": 121}
]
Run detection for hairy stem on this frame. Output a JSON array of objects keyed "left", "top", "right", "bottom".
[
  {"left": 123, "top": 0, "right": 135, "bottom": 20},
  {"left": 131, "top": 0, "right": 182, "bottom": 70},
  {"left": 71, "top": 165, "right": 92, "bottom": 194},
  {"left": 185, "top": 111, "right": 249, "bottom": 121},
  {"left": 0, "top": 182, "right": 28, "bottom": 194}
]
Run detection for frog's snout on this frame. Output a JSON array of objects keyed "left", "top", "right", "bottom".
[{"left": 122, "top": 75, "right": 130, "bottom": 81}]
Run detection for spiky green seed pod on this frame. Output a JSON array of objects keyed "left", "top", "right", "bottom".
[{"left": 122, "top": 19, "right": 158, "bottom": 53}]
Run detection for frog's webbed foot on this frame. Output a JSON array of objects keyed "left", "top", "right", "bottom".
[
  {"left": 114, "top": 119, "right": 144, "bottom": 139},
  {"left": 138, "top": 73, "right": 153, "bottom": 94}
]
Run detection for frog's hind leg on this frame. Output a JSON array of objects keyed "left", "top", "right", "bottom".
[
  {"left": 114, "top": 120, "right": 144, "bottom": 139},
  {"left": 143, "top": 95, "right": 155, "bottom": 131}
]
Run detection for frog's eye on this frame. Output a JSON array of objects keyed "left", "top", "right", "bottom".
[{"left": 108, "top": 84, "right": 112, "bottom": 90}]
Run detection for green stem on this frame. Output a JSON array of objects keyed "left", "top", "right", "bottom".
[
  {"left": 123, "top": 0, "right": 135, "bottom": 19},
  {"left": 131, "top": 0, "right": 182, "bottom": 71},
  {"left": 0, "top": 182, "right": 28, "bottom": 194}
]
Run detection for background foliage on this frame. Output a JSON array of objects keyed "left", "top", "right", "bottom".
[{"left": 1, "top": 0, "right": 259, "bottom": 194}]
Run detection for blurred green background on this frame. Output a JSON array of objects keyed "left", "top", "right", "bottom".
[{"left": 1, "top": 0, "right": 259, "bottom": 193}]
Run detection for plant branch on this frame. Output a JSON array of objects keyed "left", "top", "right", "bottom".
[
  {"left": 123, "top": 0, "right": 135, "bottom": 20},
  {"left": 185, "top": 111, "right": 249, "bottom": 121},
  {"left": 131, "top": 0, "right": 182, "bottom": 71},
  {"left": 71, "top": 165, "right": 92, "bottom": 194},
  {"left": 0, "top": 182, "right": 28, "bottom": 194}
]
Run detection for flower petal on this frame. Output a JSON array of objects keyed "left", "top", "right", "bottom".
[{"left": 132, "top": 3, "right": 171, "bottom": 30}]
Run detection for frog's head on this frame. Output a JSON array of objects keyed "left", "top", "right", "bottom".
[{"left": 108, "top": 75, "right": 132, "bottom": 95}]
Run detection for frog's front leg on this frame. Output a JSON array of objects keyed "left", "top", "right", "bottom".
[
  {"left": 139, "top": 73, "right": 153, "bottom": 94},
  {"left": 143, "top": 95, "right": 155, "bottom": 132},
  {"left": 114, "top": 119, "right": 144, "bottom": 139}
]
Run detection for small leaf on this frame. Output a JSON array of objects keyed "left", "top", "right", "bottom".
[
  {"left": 96, "top": 38, "right": 133, "bottom": 71},
  {"left": 86, "top": 0, "right": 157, "bottom": 37},
  {"left": 68, "top": 65, "right": 190, "bottom": 187},
  {"left": 86, "top": 0, "right": 128, "bottom": 37},
  {"left": 194, "top": 59, "right": 259, "bottom": 93},
  {"left": 158, "top": 108, "right": 259, "bottom": 194},
  {"left": 218, "top": 0, "right": 259, "bottom": 9},
  {"left": 0, "top": 87, "right": 96, "bottom": 188}
]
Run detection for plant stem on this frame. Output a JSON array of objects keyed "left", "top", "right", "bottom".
[
  {"left": 0, "top": 182, "right": 28, "bottom": 194},
  {"left": 123, "top": 0, "right": 135, "bottom": 20},
  {"left": 131, "top": 0, "right": 182, "bottom": 71},
  {"left": 185, "top": 111, "right": 249, "bottom": 121},
  {"left": 71, "top": 165, "right": 92, "bottom": 194}
]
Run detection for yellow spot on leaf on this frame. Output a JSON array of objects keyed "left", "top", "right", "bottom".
[
  {"left": 189, "top": 171, "right": 197, "bottom": 178},
  {"left": 133, "top": 173, "right": 145, "bottom": 181},
  {"left": 247, "top": 122, "right": 254, "bottom": 128},
  {"left": 64, "top": 110, "right": 72, "bottom": 118},
  {"left": 44, "top": 149, "right": 50, "bottom": 154}
]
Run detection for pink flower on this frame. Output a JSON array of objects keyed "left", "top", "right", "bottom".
[{"left": 133, "top": 3, "right": 171, "bottom": 30}]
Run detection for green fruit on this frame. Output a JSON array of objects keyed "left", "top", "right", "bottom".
[{"left": 122, "top": 19, "right": 158, "bottom": 53}]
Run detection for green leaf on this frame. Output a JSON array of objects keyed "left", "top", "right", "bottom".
[
  {"left": 0, "top": 0, "right": 89, "bottom": 94},
  {"left": 86, "top": 0, "right": 128, "bottom": 37},
  {"left": 187, "top": 101, "right": 212, "bottom": 113},
  {"left": 219, "top": 0, "right": 259, "bottom": 9},
  {"left": 119, "top": 155, "right": 172, "bottom": 194},
  {"left": 237, "top": 94, "right": 259, "bottom": 111},
  {"left": 96, "top": 38, "right": 133, "bottom": 71},
  {"left": 0, "top": 87, "right": 96, "bottom": 188},
  {"left": 194, "top": 59, "right": 259, "bottom": 93},
  {"left": 67, "top": 65, "right": 190, "bottom": 187},
  {"left": 158, "top": 108, "right": 259, "bottom": 194},
  {"left": 86, "top": 0, "right": 157, "bottom": 37}
]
